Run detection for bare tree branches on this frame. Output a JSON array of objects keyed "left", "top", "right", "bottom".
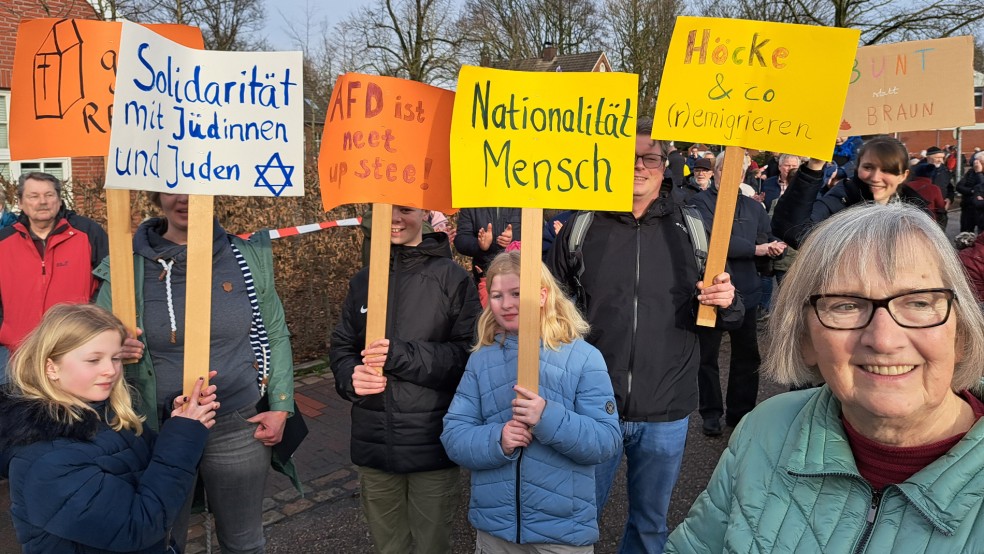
[
  {"left": 458, "top": 0, "right": 603, "bottom": 64},
  {"left": 602, "top": 0, "right": 682, "bottom": 116},
  {"left": 342, "top": 0, "right": 462, "bottom": 85},
  {"left": 123, "top": 0, "right": 267, "bottom": 50},
  {"left": 695, "top": 0, "right": 984, "bottom": 45}
]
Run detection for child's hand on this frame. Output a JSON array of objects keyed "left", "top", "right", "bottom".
[
  {"left": 361, "top": 339, "right": 390, "bottom": 369},
  {"left": 172, "top": 376, "right": 219, "bottom": 429},
  {"left": 501, "top": 419, "right": 532, "bottom": 455},
  {"left": 352, "top": 364, "right": 386, "bottom": 396},
  {"left": 512, "top": 385, "right": 546, "bottom": 428}
]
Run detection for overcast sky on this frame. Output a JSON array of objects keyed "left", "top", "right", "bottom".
[{"left": 263, "top": 0, "right": 374, "bottom": 50}]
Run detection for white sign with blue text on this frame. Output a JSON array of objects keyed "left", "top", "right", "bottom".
[{"left": 106, "top": 22, "right": 303, "bottom": 197}]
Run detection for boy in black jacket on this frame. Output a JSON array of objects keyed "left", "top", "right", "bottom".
[{"left": 330, "top": 206, "right": 481, "bottom": 554}]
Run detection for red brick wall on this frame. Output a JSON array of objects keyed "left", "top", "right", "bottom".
[{"left": 897, "top": 104, "right": 984, "bottom": 157}]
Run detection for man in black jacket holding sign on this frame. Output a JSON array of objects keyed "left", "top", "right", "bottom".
[{"left": 547, "top": 118, "right": 743, "bottom": 554}]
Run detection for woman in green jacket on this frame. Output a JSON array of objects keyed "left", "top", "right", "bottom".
[
  {"left": 667, "top": 203, "right": 984, "bottom": 553},
  {"left": 94, "top": 192, "right": 295, "bottom": 554}
]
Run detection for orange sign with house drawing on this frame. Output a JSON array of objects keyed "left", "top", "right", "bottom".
[{"left": 9, "top": 18, "right": 203, "bottom": 160}]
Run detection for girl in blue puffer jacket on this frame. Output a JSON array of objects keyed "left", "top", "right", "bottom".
[
  {"left": 442, "top": 251, "right": 621, "bottom": 552},
  {"left": 0, "top": 304, "right": 217, "bottom": 553}
]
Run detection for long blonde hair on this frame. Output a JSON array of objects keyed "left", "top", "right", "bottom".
[
  {"left": 9, "top": 304, "right": 145, "bottom": 434},
  {"left": 473, "top": 251, "right": 590, "bottom": 351}
]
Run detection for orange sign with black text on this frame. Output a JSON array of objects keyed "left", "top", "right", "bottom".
[{"left": 10, "top": 19, "right": 204, "bottom": 160}]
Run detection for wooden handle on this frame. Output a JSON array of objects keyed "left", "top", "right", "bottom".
[
  {"left": 365, "top": 203, "right": 393, "bottom": 371},
  {"left": 182, "top": 195, "right": 214, "bottom": 396},
  {"left": 696, "top": 146, "right": 743, "bottom": 327},
  {"left": 105, "top": 188, "right": 138, "bottom": 363},
  {"left": 517, "top": 208, "right": 543, "bottom": 394}
]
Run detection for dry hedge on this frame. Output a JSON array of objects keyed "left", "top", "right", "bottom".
[
  {"left": 67, "top": 154, "right": 366, "bottom": 364},
  {"left": 7, "top": 159, "right": 479, "bottom": 365}
]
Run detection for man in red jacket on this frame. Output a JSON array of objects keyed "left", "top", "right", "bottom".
[{"left": 0, "top": 173, "right": 108, "bottom": 382}]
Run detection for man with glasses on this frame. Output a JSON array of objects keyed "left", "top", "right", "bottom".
[
  {"left": 547, "top": 117, "right": 743, "bottom": 554},
  {"left": 0, "top": 172, "right": 108, "bottom": 382}
]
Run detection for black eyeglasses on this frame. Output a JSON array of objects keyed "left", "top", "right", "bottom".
[
  {"left": 635, "top": 154, "right": 666, "bottom": 169},
  {"left": 808, "top": 288, "right": 956, "bottom": 330}
]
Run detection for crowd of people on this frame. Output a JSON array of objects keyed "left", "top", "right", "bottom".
[{"left": 1, "top": 129, "right": 984, "bottom": 554}]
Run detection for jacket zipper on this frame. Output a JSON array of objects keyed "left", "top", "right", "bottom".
[
  {"left": 625, "top": 221, "right": 641, "bottom": 403},
  {"left": 515, "top": 447, "right": 524, "bottom": 543},
  {"left": 383, "top": 252, "right": 399, "bottom": 469},
  {"left": 40, "top": 237, "right": 48, "bottom": 276},
  {"left": 853, "top": 489, "right": 882, "bottom": 554}
]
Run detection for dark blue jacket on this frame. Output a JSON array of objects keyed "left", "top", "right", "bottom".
[
  {"left": 771, "top": 167, "right": 929, "bottom": 249},
  {"left": 0, "top": 390, "right": 208, "bottom": 553},
  {"left": 691, "top": 186, "right": 773, "bottom": 309},
  {"left": 0, "top": 210, "right": 15, "bottom": 229},
  {"left": 761, "top": 176, "right": 783, "bottom": 214}
]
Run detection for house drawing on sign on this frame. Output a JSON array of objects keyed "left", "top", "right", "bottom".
[
  {"left": 0, "top": 0, "right": 106, "bottom": 185},
  {"left": 34, "top": 19, "right": 84, "bottom": 119}
]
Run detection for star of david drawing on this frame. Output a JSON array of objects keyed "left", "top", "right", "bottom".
[{"left": 254, "top": 152, "right": 295, "bottom": 197}]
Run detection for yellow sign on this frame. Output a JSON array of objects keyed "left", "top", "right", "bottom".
[
  {"left": 839, "top": 37, "right": 976, "bottom": 136},
  {"left": 653, "top": 16, "right": 859, "bottom": 160},
  {"left": 451, "top": 66, "right": 637, "bottom": 211}
]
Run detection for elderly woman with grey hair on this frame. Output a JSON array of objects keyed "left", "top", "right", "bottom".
[{"left": 666, "top": 202, "right": 984, "bottom": 553}]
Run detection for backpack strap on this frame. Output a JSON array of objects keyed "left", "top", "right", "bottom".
[
  {"left": 566, "top": 211, "right": 594, "bottom": 311},
  {"left": 565, "top": 207, "right": 707, "bottom": 309},
  {"left": 680, "top": 205, "right": 708, "bottom": 276}
]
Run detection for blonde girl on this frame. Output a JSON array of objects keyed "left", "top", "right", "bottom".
[
  {"left": 0, "top": 303, "right": 216, "bottom": 554},
  {"left": 442, "top": 251, "right": 621, "bottom": 553}
]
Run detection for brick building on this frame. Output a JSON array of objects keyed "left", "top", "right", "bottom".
[
  {"left": 0, "top": 0, "right": 105, "bottom": 192},
  {"left": 485, "top": 43, "right": 613, "bottom": 74},
  {"left": 896, "top": 70, "right": 984, "bottom": 160}
]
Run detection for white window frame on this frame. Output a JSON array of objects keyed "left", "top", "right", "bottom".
[{"left": 975, "top": 86, "right": 983, "bottom": 110}]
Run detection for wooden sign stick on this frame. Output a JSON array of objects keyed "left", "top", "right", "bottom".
[
  {"left": 105, "top": 188, "right": 138, "bottom": 362},
  {"left": 517, "top": 208, "right": 543, "bottom": 394},
  {"left": 365, "top": 202, "right": 393, "bottom": 370},
  {"left": 697, "top": 145, "right": 744, "bottom": 327},
  {"left": 182, "top": 195, "right": 214, "bottom": 395}
]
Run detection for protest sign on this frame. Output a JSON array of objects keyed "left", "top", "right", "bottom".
[
  {"left": 451, "top": 65, "right": 638, "bottom": 212},
  {"left": 839, "top": 36, "right": 976, "bottom": 136},
  {"left": 319, "top": 73, "right": 455, "bottom": 213},
  {"left": 451, "top": 66, "right": 638, "bottom": 391},
  {"left": 319, "top": 74, "right": 456, "bottom": 355},
  {"left": 10, "top": 19, "right": 203, "bottom": 160},
  {"left": 106, "top": 21, "right": 303, "bottom": 197},
  {"left": 653, "top": 16, "right": 859, "bottom": 160}
]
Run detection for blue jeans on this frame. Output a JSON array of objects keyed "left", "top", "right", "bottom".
[{"left": 595, "top": 418, "right": 689, "bottom": 554}]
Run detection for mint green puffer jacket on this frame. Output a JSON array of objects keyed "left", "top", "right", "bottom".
[{"left": 667, "top": 386, "right": 984, "bottom": 553}]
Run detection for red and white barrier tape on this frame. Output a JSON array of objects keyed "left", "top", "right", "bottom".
[{"left": 237, "top": 217, "right": 362, "bottom": 239}]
